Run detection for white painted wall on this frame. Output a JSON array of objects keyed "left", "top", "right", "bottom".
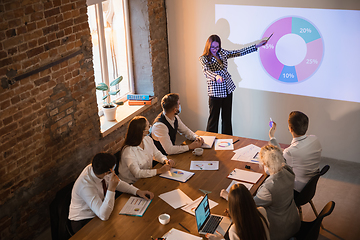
[{"left": 166, "top": 0, "right": 360, "bottom": 162}]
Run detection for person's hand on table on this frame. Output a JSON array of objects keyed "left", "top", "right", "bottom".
[
  {"left": 269, "top": 121, "right": 277, "bottom": 138},
  {"left": 136, "top": 190, "right": 154, "bottom": 200},
  {"left": 220, "top": 189, "right": 229, "bottom": 201},
  {"left": 189, "top": 138, "right": 203, "bottom": 150},
  {"left": 157, "top": 163, "right": 171, "bottom": 175},
  {"left": 165, "top": 159, "right": 176, "bottom": 167},
  {"left": 196, "top": 136, "right": 205, "bottom": 145},
  {"left": 223, "top": 208, "right": 230, "bottom": 217},
  {"left": 206, "top": 231, "right": 225, "bottom": 240},
  {"left": 215, "top": 75, "right": 224, "bottom": 83}
]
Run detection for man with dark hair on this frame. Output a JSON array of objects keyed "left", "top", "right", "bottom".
[
  {"left": 268, "top": 111, "right": 322, "bottom": 193},
  {"left": 69, "top": 153, "right": 154, "bottom": 233},
  {"left": 151, "top": 93, "right": 204, "bottom": 155}
]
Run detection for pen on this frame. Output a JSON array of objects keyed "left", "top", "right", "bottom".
[
  {"left": 110, "top": 168, "right": 121, "bottom": 181},
  {"left": 179, "top": 223, "right": 190, "bottom": 233},
  {"left": 196, "top": 165, "right": 203, "bottom": 170},
  {"left": 253, "top": 152, "right": 259, "bottom": 159},
  {"left": 233, "top": 139, "right": 239, "bottom": 144}
]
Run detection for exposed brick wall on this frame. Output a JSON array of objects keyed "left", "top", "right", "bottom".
[{"left": 0, "top": 0, "right": 169, "bottom": 239}]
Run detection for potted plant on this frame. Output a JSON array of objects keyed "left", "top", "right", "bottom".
[{"left": 96, "top": 76, "right": 124, "bottom": 121}]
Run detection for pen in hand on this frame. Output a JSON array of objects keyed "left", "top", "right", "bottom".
[{"left": 110, "top": 168, "right": 121, "bottom": 181}]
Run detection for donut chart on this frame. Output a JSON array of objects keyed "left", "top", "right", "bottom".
[{"left": 260, "top": 17, "right": 323, "bottom": 83}]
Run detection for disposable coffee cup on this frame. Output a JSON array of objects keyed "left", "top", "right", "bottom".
[
  {"left": 192, "top": 148, "right": 203, "bottom": 156},
  {"left": 158, "top": 213, "right": 170, "bottom": 225}
]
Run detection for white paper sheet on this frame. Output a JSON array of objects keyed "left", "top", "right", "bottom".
[
  {"left": 159, "top": 189, "right": 193, "bottom": 209},
  {"left": 181, "top": 196, "right": 218, "bottom": 216},
  {"left": 215, "top": 139, "right": 234, "bottom": 150},
  {"left": 190, "top": 161, "right": 219, "bottom": 170},
  {"left": 225, "top": 180, "right": 253, "bottom": 193},
  {"left": 162, "top": 228, "right": 202, "bottom": 240},
  {"left": 119, "top": 196, "right": 151, "bottom": 216},
  {"left": 227, "top": 168, "right": 263, "bottom": 184},
  {"left": 200, "top": 135, "right": 216, "bottom": 148},
  {"left": 232, "top": 144, "right": 261, "bottom": 163}
]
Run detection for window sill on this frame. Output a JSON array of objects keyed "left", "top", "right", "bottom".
[{"left": 100, "top": 97, "right": 158, "bottom": 137}]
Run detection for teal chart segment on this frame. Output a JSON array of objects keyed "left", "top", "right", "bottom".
[{"left": 260, "top": 17, "right": 324, "bottom": 83}]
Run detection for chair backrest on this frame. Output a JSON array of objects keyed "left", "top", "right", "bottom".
[
  {"left": 114, "top": 150, "right": 121, "bottom": 175},
  {"left": 50, "top": 181, "right": 75, "bottom": 240},
  {"left": 295, "top": 165, "right": 330, "bottom": 207},
  {"left": 303, "top": 201, "right": 335, "bottom": 240}
]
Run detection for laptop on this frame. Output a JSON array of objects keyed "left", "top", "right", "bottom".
[{"left": 194, "top": 194, "right": 231, "bottom": 235}]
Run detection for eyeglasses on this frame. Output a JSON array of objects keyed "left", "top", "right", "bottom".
[{"left": 210, "top": 46, "right": 219, "bottom": 49}]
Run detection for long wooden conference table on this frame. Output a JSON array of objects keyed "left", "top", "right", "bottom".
[{"left": 70, "top": 131, "right": 288, "bottom": 240}]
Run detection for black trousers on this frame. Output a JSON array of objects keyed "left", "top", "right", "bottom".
[
  {"left": 71, "top": 218, "right": 92, "bottom": 234},
  {"left": 206, "top": 93, "right": 233, "bottom": 135}
]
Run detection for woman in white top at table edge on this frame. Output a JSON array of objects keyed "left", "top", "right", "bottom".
[
  {"left": 206, "top": 183, "right": 270, "bottom": 240},
  {"left": 116, "top": 116, "right": 176, "bottom": 184}
]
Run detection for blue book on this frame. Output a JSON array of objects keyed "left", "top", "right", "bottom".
[{"left": 127, "top": 94, "right": 151, "bottom": 100}]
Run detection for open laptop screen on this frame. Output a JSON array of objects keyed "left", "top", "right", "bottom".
[{"left": 195, "top": 194, "right": 210, "bottom": 230}]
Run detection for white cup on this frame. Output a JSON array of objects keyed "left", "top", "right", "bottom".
[
  {"left": 158, "top": 213, "right": 170, "bottom": 225},
  {"left": 192, "top": 148, "right": 203, "bottom": 156}
]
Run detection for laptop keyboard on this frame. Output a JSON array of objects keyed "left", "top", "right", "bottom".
[{"left": 202, "top": 215, "right": 223, "bottom": 233}]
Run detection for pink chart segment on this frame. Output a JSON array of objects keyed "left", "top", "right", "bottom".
[{"left": 260, "top": 16, "right": 323, "bottom": 83}]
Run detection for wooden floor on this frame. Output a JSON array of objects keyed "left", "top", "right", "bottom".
[{"left": 37, "top": 156, "right": 360, "bottom": 240}]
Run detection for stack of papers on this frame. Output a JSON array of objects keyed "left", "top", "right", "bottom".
[
  {"left": 190, "top": 161, "right": 219, "bottom": 170},
  {"left": 232, "top": 144, "right": 261, "bottom": 163},
  {"left": 119, "top": 196, "right": 152, "bottom": 216},
  {"left": 160, "top": 168, "right": 194, "bottom": 183},
  {"left": 215, "top": 139, "right": 234, "bottom": 150},
  {"left": 225, "top": 180, "right": 253, "bottom": 193},
  {"left": 159, "top": 189, "right": 193, "bottom": 209},
  {"left": 181, "top": 196, "right": 218, "bottom": 215},
  {"left": 200, "top": 135, "right": 216, "bottom": 148},
  {"left": 227, "top": 168, "right": 263, "bottom": 184},
  {"left": 162, "top": 228, "right": 202, "bottom": 240}
]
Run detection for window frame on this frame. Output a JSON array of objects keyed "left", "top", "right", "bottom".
[{"left": 87, "top": 0, "right": 134, "bottom": 108}]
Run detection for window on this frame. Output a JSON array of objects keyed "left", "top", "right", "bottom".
[{"left": 87, "top": 0, "right": 133, "bottom": 111}]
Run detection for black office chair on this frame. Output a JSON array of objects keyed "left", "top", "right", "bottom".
[
  {"left": 114, "top": 150, "right": 123, "bottom": 199},
  {"left": 294, "top": 165, "right": 330, "bottom": 220},
  {"left": 294, "top": 201, "right": 335, "bottom": 240},
  {"left": 50, "top": 181, "right": 75, "bottom": 240}
]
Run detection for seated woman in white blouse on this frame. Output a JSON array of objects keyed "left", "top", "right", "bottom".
[{"left": 117, "top": 116, "right": 176, "bottom": 184}]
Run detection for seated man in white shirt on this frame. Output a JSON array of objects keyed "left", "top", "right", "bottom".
[
  {"left": 269, "top": 111, "right": 322, "bottom": 193},
  {"left": 151, "top": 93, "right": 204, "bottom": 155},
  {"left": 68, "top": 153, "right": 154, "bottom": 233}
]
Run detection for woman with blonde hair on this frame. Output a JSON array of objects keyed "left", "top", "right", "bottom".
[
  {"left": 116, "top": 116, "right": 175, "bottom": 184},
  {"left": 254, "top": 144, "right": 300, "bottom": 240},
  {"left": 207, "top": 183, "right": 270, "bottom": 240}
]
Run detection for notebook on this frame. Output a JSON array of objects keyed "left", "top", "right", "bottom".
[
  {"left": 194, "top": 194, "right": 231, "bottom": 235},
  {"left": 200, "top": 136, "right": 216, "bottom": 149}
]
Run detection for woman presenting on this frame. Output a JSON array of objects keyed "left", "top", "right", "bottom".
[{"left": 199, "top": 35, "right": 267, "bottom": 135}]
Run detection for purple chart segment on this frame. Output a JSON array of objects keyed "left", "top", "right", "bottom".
[{"left": 260, "top": 17, "right": 292, "bottom": 80}]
